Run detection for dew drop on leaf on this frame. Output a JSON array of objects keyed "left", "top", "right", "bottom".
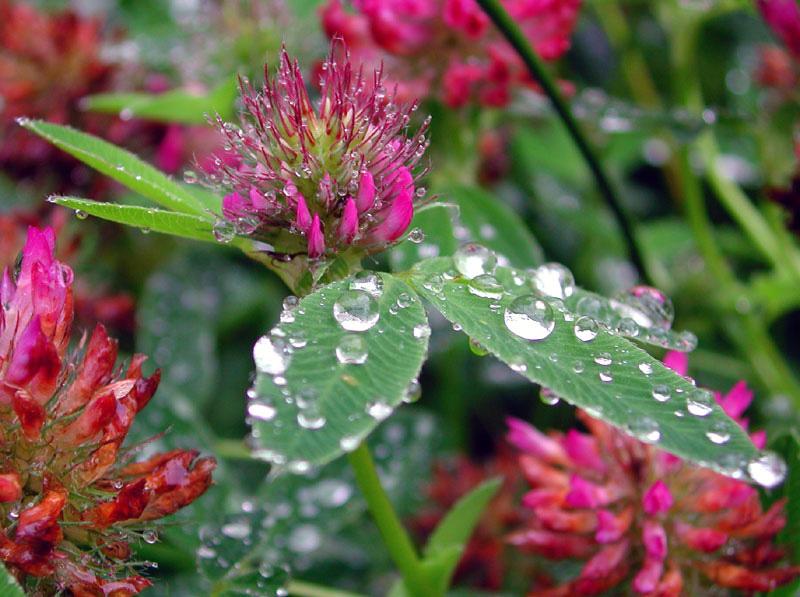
[
  {"left": 468, "top": 274, "right": 504, "bottom": 300},
  {"left": 366, "top": 400, "right": 392, "bottom": 420},
  {"left": 651, "top": 384, "right": 671, "bottom": 402},
  {"left": 531, "top": 263, "right": 575, "bottom": 299},
  {"left": 333, "top": 290, "right": 380, "bottom": 332},
  {"left": 454, "top": 243, "right": 497, "bottom": 279},
  {"left": 573, "top": 316, "right": 598, "bottom": 342},
  {"left": 746, "top": 451, "right": 787, "bottom": 488},
  {"left": 686, "top": 388, "right": 714, "bottom": 417},
  {"left": 336, "top": 334, "right": 368, "bottom": 365},
  {"left": 253, "top": 336, "right": 290, "bottom": 376},
  {"left": 349, "top": 271, "right": 384, "bottom": 297},
  {"left": 628, "top": 417, "right": 661, "bottom": 443},
  {"left": 612, "top": 285, "right": 674, "bottom": 329},
  {"left": 705, "top": 420, "right": 731, "bottom": 444},
  {"left": 504, "top": 295, "right": 555, "bottom": 341}
]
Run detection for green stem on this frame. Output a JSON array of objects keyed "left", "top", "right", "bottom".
[
  {"left": 475, "top": 0, "right": 650, "bottom": 283},
  {"left": 288, "top": 580, "right": 368, "bottom": 597},
  {"left": 347, "top": 443, "right": 432, "bottom": 597},
  {"left": 214, "top": 438, "right": 254, "bottom": 460}
]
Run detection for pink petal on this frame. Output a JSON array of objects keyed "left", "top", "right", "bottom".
[
  {"left": 356, "top": 171, "right": 376, "bottom": 214},
  {"left": 595, "top": 508, "right": 633, "bottom": 543},
  {"left": 663, "top": 350, "right": 688, "bottom": 375},
  {"left": 307, "top": 214, "right": 325, "bottom": 259},
  {"left": 566, "top": 475, "right": 613, "bottom": 509},
  {"left": 222, "top": 192, "right": 247, "bottom": 220},
  {"left": 643, "top": 520, "right": 668, "bottom": 560},
  {"left": 633, "top": 557, "right": 664, "bottom": 594},
  {"left": 642, "top": 480, "right": 673, "bottom": 515},
  {"left": 719, "top": 380, "right": 753, "bottom": 419},
  {"left": 338, "top": 198, "right": 359, "bottom": 244},
  {"left": 750, "top": 430, "right": 767, "bottom": 449},
  {"left": 155, "top": 125, "right": 184, "bottom": 174},
  {"left": 295, "top": 195, "right": 313, "bottom": 234},
  {"left": 368, "top": 188, "right": 413, "bottom": 243},
  {"left": 506, "top": 417, "right": 567, "bottom": 463},
  {"left": 563, "top": 429, "right": 605, "bottom": 472},
  {"left": 249, "top": 186, "right": 268, "bottom": 210}
]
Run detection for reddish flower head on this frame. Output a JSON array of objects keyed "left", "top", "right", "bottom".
[
  {"left": 757, "top": 0, "right": 800, "bottom": 59},
  {"left": 203, "top": 40, "right": 430, "bottom": 261},
  {"left": 506, "top": 353, "right": 799, "bottom": 595},
  {"left": 0, "top": 227, "right": 215, "bottom": 594},
  {"left": 320, "top": 0, "right": 582, "bottom": 107}
]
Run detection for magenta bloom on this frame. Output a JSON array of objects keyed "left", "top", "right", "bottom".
[
  {"left": 506, "top": 352, "right": 799, "bottom": 595},
  {"left": 757, "top": 0, "right": 800, "bottom": 58},
  {"left": 205, "top": 41, "right": 430, "bottom": 261},
  {"left": 321, "top": 0, "right": 582, "bottom": 108}
]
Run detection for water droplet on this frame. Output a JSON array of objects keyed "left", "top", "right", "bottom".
[
  {"left": 407, "top": 227, "right": 425, "bottom": 243},
  {"left": 336, "top": 335, "right": 368, "bottom": 365},
  {"left": 422, "top": 274, "right": 445, "bottom": 294},
  {"left": 469, "top": 337, "right": 489, "bottom": 356},
  {"left": 540, "top": 388, "right": 560, "bottom": 406},
  {"left": 746, "top": 451, "right": 787, "bottom": 488},
  {"left": 213, "top": 218, "right": 236, "bottom": 244},
  {"left": 283, "top": 295, "right": 300, "bottom": 311},
  {"left": 349, "top": 271, "right": 384, "bottom": 297},
  {"left": 687, "top": 389, "right": 714, "bottom": 417},
  {"left": 705, "top": 421, "right": 730, "bottom": 444},
  {"left": 628, "top": 417, "right": 661, "bottom": 443},
  {"left": 612, "top": 286, "right": 674, "bottom": 329},
  {"left": 454, "top": 243, "right": 497, "bottom": 279},
  {"left": 599, "top": 370, "right": 613, "bottom": 383},
  {"left": 573, "top": 361, "right": 585, "bottom": 373},
  {"left": 531, "top": 263, "right": 575, "bottom": 299},
  {"left": 288, "top": 524, "right": 322, "bottom": 553},
  {"left": 504, "top": 296, "right": 556, "bottom": 341},
  {"left": 253, "top": 336, "right": 290, "bottom": 376},
  {"left": 639, "top": 362, "right": 654, "bottom": 375},
  {"left": 576, "top": 296, "right": 603, "bottom": 318},
  {"left": 248, "top": 399, "right": 277, "bottom": 421},
  {"left": 615, "top": 317, "right": 639, "bottom": 337},
  {"left": 74, "top": 209, "right": 88, "bottom": 220},
  {"left": 509, "top": 358, "right": 527, "bottom": 373},
  {"left": 594, "top": 353, "right": 612, "bottom": 366},
  {"left": 651, "top": 384, "right": 671, "bottom": 402},
  {"left": 396, "top": 292, "right": 413, "bottom": 308},
  {"left": 468, "top": 274, "right": 504, "bottom": 300},
  {"left": 573, "top": 317, "right": 598, "bottom": 342},
  {"left": 297, "top": 408, "right": 326, "bottom": 430},
  {"left": 333, "top": 290, "right": 380, "bottom": 332},
  {"left": 366, "top": 400, "right": 392, "bottom": 420},
  {"left": 221, "top": 520, "right": 251, "bottom": 539},
  {"left": 143, "top": 529, "right": 158, "bottom": 544},
  {"left": 402, "top": 378, "right": 421, "bottom": 403},
  {"left": 339, "top": 435, "right": 361, "bottom": 452},
  {"left": 412, "top": 323, "right": 431, "bottom": 340}
]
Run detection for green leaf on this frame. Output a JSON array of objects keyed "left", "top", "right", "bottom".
[
  {"left": 424, "top": 478, "right": 501, "bottom": 558},
  {"left": 444, "top": 185, "right": 544, "bottom": 268},
  {"left": 408, "top": 258, "right": 759, "bottom": 473},
  {"left": 250, "top": 272, "right": 430, "bottom": 470},
  {"left": 51, "top": 197, "right": 216, "bottom": 242},
  {"left": 0, "top": 565, "right": 24, "bottom": 597},
  {"left": 82, "top": 77, "right": 237, "bottom": 124},
  {"left": 390, "top": 204, "right": 458, "bottom": 272},
  {"left": 419, "top": 478, "right": 502, "bottom": 594},
  {"left": 19, "top": 120, "right": 207, "bottom": 215}
]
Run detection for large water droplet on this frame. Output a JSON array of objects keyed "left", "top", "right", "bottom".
[
  {"left": 297, "top": 408, "right": 326, "bottom": 430},
  {"left": 402, "top": 378, "right": 422, "bottom": 403},
  {"left": 686, "top": 389, "right": 714, "bottom": 417},
  {"left": 639, "top": 362, "right": 654, "bottom": 376},
  {"left": 468, "top": 274, "right": 504, "bottom": 300},
  {"left": 612, "top": 286, "right": 674, "bottom": 329},
  {"left": 412, "top": 323, "right": 431, "bottom": 340},
  {"left": 336, "top": 335, "right": 368, "bottom": 365},
  {"left": 333, "top": 290, "right": 380, "bottom": 332},
  {"left": 366, "top": 400, "right": 392, "bottom": 420},
  {"left": 339, "top": 435, "right": 361, "bottom": 452},
  {"left": 454, "top": 243, "right": 497, "bottom": 279},
  {"left": 531, "top": 263, "right": 575, "bottom": 299},
  {"left": 594, "top": 353, "right": 612, "bottom": 366},
  {"left": 254, "top": 336, "right": 290, "bottom": 376},
  {"left": 248, "top": 399, "right": 277, "bottom": 421},
  {"left": 349, "top": 271, "right": 384, "bottom": 297},
  {"left": 573, "top": 317, "right": 598, "bottom": 342},
  {"left": 705, "top": 421, "right": 730, "bottom": 444},
  {"left": 651, "top": 384, "right": 671, "bottom": 402},
  {"left": 213, "top": 218, "right": 236, "bottom": 244},
  {"left": 628, "top": 417, "right": 661, "bottom": 443},
  {"left": 504, "top": 295, "right": 556, "bottom": 341},
  {"left": 746, "top": 451, "right": 787, "bottom": 488},
  {"left": 540, "top": 388, "right": 560, "bottom": 406}
]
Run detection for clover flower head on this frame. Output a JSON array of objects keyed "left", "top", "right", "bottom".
[
  {"left": 204, "top": 40, "right": 431, "bottom": 262},
  {"left": 321, "top": 0, "right": 582, "bottom": 107},
  {"left": 757, "top": 0, "right": 800, "bottom": 59},
  {"left": 0, "top": 227, "right": 215, "bottom": 595},
  {"left": 506, "top": 352, "right": 800, "bottom": 595}
]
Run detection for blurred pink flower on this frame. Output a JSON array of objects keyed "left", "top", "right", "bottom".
[
  {"left": 320, "top": 0, "right": 581, "bottom": 108},
  {"left": 757, "top": 0, "right": 800, "bottom": 58},
  {"left": 506, "top": 352, "right": 799, "bottom": 595},
  {"left": 203, "top": 40, "right": 430, "bottom": 260}
]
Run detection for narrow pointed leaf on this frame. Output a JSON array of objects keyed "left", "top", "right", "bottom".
[
  {"left": 82, "top": 77, "right": 237, "bottom": 124},
  {"left": 250, "top": 273, "right": 429, "bottom": 470},
  {"left": 408, "top": 258, "right": 759, "bottom": 475},
  {"left": 424, "top": 477, "right": 502, "bottom": 558},
  {"left": 19, "top": 120, "right": 206, "bottom": 215},
  {"left": 51, "top": 197, "right": 216, "bottom": 242}
]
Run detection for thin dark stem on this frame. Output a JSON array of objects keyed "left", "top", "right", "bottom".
[{"left": 475, "top": 0, "right": 650, "bottom": 283}]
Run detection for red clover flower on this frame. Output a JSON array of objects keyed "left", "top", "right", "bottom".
[
  {"left": 203, "top": 40, "right": 431, "bottom": 263},
  {"left": 0, "top": 227, "right": 215, "bottom": 595}
]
